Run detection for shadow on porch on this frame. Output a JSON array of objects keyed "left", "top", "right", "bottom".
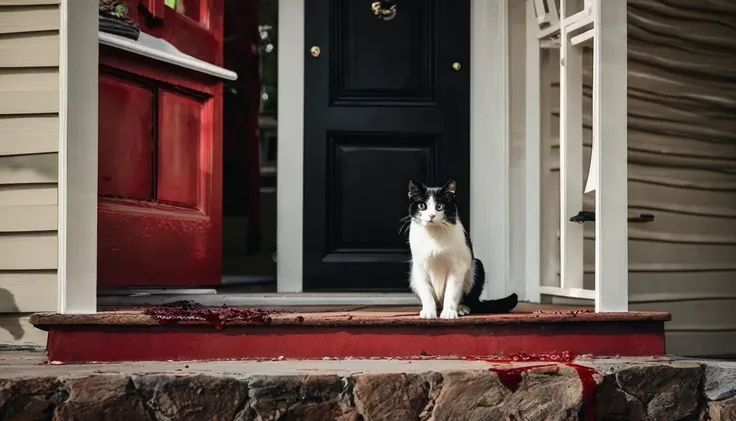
[{"left": 30, "top": 303, "right": 670, "bottom": 363}]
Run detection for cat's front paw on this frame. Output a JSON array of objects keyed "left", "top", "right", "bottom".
[
  {"left": 419, "top": 307, "right": 438, "bottom": 319},
  {"left": 440, "top": 308, "right": 459, "bottom": 319}
]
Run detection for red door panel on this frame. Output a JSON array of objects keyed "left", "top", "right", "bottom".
[
  {"left": 157, "top": 90, "right": 203, "bottom": 208},
  {"left": 97, "top": 0, "right": 224, "bottom": 287},
  {"left": 98, "top": 76, "right": 154, "bottom": 200}
]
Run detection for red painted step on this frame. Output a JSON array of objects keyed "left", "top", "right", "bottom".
[{"left": 30, "top": 307, "right": 670, "bottom": 363}]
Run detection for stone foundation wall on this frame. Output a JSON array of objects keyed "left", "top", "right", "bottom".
[{"left": 1, "top": 358, "right": 736, "bottom": 420}]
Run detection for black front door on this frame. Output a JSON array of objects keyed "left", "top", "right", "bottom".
[{"left": 303, "top": 0, "right": 470, "bottom": 291}]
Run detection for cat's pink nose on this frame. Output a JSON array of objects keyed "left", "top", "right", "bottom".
[{"left": 429, "top": 214, "right": 436, "bottom": 220}]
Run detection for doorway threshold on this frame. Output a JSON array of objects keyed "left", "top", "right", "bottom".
[{"left": 98, "top": 291, "right": 420, "bottom": 307}]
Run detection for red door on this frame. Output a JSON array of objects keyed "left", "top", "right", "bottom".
[{"left": 97, "top": 0, "right": 224, "bottom": 287}]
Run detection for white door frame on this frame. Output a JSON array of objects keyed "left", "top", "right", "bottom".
[
  {"left": 277, "top": 0, "right": 533, "bottom": 301},
  {"left": 57, "top": 0, "right": 535, "bottom": 313}
]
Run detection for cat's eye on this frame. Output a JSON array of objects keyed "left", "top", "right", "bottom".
[
  {"left": 436, "top": 203, "right": 445, "bottom": 211},
  {"left": 418, "top": 203, "right": 427, "bottom": 211}
]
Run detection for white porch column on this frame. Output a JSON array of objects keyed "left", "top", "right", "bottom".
[
  {"left": 471, "top": 0, "right": 511, "bottom": 300},
  {"left": 58, "top": 0, "right": 99, "bottom": 314},
  {"left": 523, "top": 0, "right": 542, "bottom": 303},
  {"left": 593, "top": 0, "right": 628, "bottom": 312},
  {"left": 558, "top": 0, "right": 584, "bottom": 292}
]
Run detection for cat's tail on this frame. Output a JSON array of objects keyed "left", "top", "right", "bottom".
[
  {"left": 468, "top": 293, "right": 519, "bottom": 314},
  {"left": 466, "top": 259, "right": 519, "bottom": 314}
]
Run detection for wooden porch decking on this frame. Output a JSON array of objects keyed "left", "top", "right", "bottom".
[{"left": 30, "top": 303, "right": 671, "bottom": 363}]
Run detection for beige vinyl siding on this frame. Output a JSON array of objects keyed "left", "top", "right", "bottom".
[
  {"left": 0, "top": 0, "right": 59, "bottom": 5},
  {"left": 0, "top": 314, "right": 47, "bottom": 348},
  {"left": 543, "top": 0, "right": 736, "bottom": 357},
  {"left": 0, "top": 116, "right": 59, "bottom": 155},
  {"left": 0, "top": 68, "right": 59, "bottom": 114},
  {"left": 0, "top": 0, "right": 60, "bottom": 347},
  {"left": 0, "top": 5, "right": 59, "bottom": 34},
  {"left": 0, "top": 272, "right": 56, "bottom": 312},
  {"left": 0, "top": 33, "right": 60, "bottom": 67}
]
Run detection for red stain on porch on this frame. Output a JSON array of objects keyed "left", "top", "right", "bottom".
[
  {"left": 569, "top": 362, "right": 599, "bottom": 421},
  {"left": 533, "top": 309, "right": 593, "bottom": 317},
  {"left": 492, "top": 364, "right": 598, "bottom": 420},
  {"left": 492, "top": 365, "right": 554, "bottom": 392},
  {"left": 468, "top": 352, "right": 599, "bottom": 420},
  {"left": 464, "top": 351, "right": 574, "bottom": 365},
  {"left": 144, "top": 301, "right": 273, "bottom": 330},
  {"left": 501, "top": 351, "right": 575, "bottom": 362}
]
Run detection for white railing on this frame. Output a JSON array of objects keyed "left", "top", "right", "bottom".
[{"left": 527, "top": 0, "right": 628, "bottom": 312}]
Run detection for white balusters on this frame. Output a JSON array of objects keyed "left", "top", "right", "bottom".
[{"left": 527, "top": 0, "right": 628, "bottom": 311}]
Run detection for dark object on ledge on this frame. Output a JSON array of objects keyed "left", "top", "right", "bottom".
[
  {"left": 569, "top": 211, "right": 655, "bottom": 224},
  {"left": 628, "top": 213, "right": 655, "bottom": 223},
  {"left": 99, "top": 0, "right": 141, "bottom": 41},
  {"left": 569, "top": 211, "right": 596, "bottom": 223}
]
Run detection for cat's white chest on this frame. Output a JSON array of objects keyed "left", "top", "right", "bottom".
[
  {"left": 408, "top": 220, "right": 473, "bottom": 308},
  {"left": 408, "top": 221, "right": 470, "bottom": 268},
  {"left": 409, "top": 227, "right": 447, "bottom": 258}
]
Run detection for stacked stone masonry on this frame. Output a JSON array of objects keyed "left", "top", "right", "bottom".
[{"left": 2, "top": 357, "right": 736, "bottom": 420}]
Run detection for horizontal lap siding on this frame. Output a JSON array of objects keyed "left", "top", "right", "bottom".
[
  {"left": 0, "top": 313, "right": 47, "bottom": 348},
  {"left": 543, "top": 0, "right": 736, "bottom": 357},
  {"left": 0, "top": 0, "right": 60, "bottom": 329}
]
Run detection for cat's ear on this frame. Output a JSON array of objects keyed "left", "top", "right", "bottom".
[
  {"left": 443, "top": 179, "right": 457, "bottom": 195},
  {"left": 408, "top": 179, "right": 423, "bottom": 198}
]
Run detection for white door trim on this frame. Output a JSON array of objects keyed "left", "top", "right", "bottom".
[
  {"left": 57, "top": 0, "right": 98, "bottom": 314},
  {"left": 276, "top": 0, "right": 305, "bottom": 292},
  {"left": 277, "top": 0, "right": 519, "bottom": 299},
  {"left": 470, "top": 0, "right": 512, "bottom": 300}
]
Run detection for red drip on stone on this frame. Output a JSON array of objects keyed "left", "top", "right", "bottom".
[
  {"left": 488, "top": 365, "right": 555, "bottom": 393},
  {"left": 143, "top": 300, "right": 273, "bottom": 330},
  {"left": 466, "top": 351, "right": 599, "bottom": 419},
  {"left": 568, "top": 363, "right": 599, "bottom": 421}
]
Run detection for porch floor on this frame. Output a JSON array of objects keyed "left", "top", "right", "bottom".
[{"left": 30, "top": 303, "right": 671, "bottom": 363}]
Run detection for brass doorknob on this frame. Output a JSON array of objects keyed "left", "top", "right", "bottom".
[
  {"left": 452, "top": 62, "right": 461, "bottom": 71},
  {"left": 310, "top": 46, "right": 321, "bottom": 58}
]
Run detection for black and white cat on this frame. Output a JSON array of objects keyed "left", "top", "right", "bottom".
[{"left": 405, "top": 178, "right": 518, "bottom": 319}]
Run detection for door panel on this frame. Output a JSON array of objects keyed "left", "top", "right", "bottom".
[
  {"left": 331, "top": 0, "right": 436, "bottom": 104},
  {"left": 97, "top": 0, "right": 224, "bottom": 287},
  {"left": 329, "top": 133, "right": 438, "bottom": 252},
  {"left": 304, "top": 0, "right": 471, "bottom": 291},
  {"left": 157, "top": 90, "right": 203, "bottom": 208},
  {"left": 98, "top": 76, "right": 154, "bottom": 200},
  {"left": 97, "top": 57, "right": 223, "bottom": 287}
]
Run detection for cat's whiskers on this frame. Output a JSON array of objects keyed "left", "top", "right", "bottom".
[
  {"left": 397, "top": 219, "right": 411, "bottom": 236},
  {"left": 400, "top": 214, "right": 428, "bottom": 236}
]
